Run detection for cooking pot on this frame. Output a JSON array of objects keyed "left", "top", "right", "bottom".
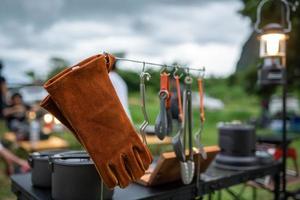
[
  {"left": 50, "top": 151, "right": 113, "bottom": 200},
  {"left": 215, "top": 123, "right": 259, "bottom": 170},
  {"left": 28, "top": 149, "right": 66, "bottom": 188}
]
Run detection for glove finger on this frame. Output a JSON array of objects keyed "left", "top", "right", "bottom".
[
  {"left": 123, "top": 150, "right": 145, "bottom": 181},
  {"left": 98, "top": 164, "right": 118, "bottom": 189},
  {"left": 110, "top": 158, "right": 132, "bottom": 188},
  {"left": 132, "top": 146, "right": 153, "bottom": 171}
]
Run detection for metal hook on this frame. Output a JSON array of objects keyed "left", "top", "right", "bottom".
[
  {"left": 160, "top": 65, "right": 170, "bottom": 76},
  {"left": 173, "top": 65, "right": 183, "bottom": 79},
  {"left": 184, "top": 68, "right": 193, "bottom": 85},
  {"left": 140, "top": 62, "right": 151, "bottom": 83},
  {"left": 198, "top": 67, "right": 205, "bottom": 79},
  {"left": 139, "top": 62, "right": 151, "bottom": 145},
  {"left": 142, "top": 61, "right": 146, "bottom": 73}
]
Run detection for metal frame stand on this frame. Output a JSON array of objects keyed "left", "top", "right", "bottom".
[{"left": 281, "top": 66, "right": 287, "bottom": 199}]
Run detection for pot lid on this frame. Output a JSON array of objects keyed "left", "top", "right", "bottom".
[
  {"left": 218, "top": 122, "right": 254, "bottom": 131},
  {"left": 51, "top": 151, "right": 94, "bottom": 166},
  {"left": 30, "top": 149, "right": 67, "bottom": 160}
]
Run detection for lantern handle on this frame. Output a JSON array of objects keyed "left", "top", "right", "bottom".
[{"left": 255, "top": 0, "right": 292, "bottom": 33}]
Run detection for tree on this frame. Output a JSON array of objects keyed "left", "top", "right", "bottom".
[
  {"left": 47, "top": 57, "right": 70, "bottom": 79},
  {"left": 25, "top": 70, "right": 44, "bottom": 84},
  {"left": 25, "top": 70, "right": 37, "bottom": 82}
]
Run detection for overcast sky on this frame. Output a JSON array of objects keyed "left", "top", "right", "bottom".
[{"left": 0, "top": 0, "right": 251, "bottom": 83}]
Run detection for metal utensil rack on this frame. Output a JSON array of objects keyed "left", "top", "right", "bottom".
[{"left": 115, "top": 57, "right": 205, "bottom": 73}]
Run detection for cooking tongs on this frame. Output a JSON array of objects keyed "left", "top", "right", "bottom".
[{"left": 172, "top": 74, "right": 195, "bottom": 185}]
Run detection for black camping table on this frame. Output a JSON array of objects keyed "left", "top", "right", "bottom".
[
  {"left": 11, "top": 162, "right": 281, "bottom": 200},
  {"left": 257, "top": 134, "right": 300, "bottom": 146}
]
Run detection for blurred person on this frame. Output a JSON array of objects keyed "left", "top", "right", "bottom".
[
  {"left": 0, "top": 76, "right": 10, "bottom": 119},
  {"left": 0, "top": 141, "right": 30, "bottom": 175},
  {"left": 3, "top": 93, "right": 30, "bottom": 135},
  {"left": 109, "top": 61, "right": 131, "bottom": 119}
]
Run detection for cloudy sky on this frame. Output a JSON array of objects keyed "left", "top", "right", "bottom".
[{"left": 0, "top": 0, "right": 252, "bottom": 83}]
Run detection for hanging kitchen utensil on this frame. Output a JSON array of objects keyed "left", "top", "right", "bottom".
[
  {"left": 155, "top": 66, "right": 172, "bottom": 140},
  {"left": 139, "top": 62, "right": 151, "bottom": 145},
  {"left": 172, "top": 66, "right": 185, "bottom": 161},
  {"left": 172, "top": 71, "right": 195, "bottom": 185},
  {"left": 174, "top": 65, "right": 183, "bottom": 123},
  {"left": 194, "top": 71, "right": 207, "bottom": 160},
  {"left": 183, "top": 74, "right": 195, "bottom": 185},
  {"left": 172, "top": 89, "right": 186, "bottom": 163},
  {"left": 194, "top": 71, "right": 207, "bottom": 197},
  {"left": 162, "top": 66, "right": 173, "bottom": 136}
]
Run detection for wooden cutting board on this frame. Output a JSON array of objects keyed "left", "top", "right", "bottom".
[{"left": 138, "top": 145, "right": 220, "bottom": 186}]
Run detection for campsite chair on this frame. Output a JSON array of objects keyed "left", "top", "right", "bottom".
[
  {"left": 256, "top": 135, "right": 299, "bottom": 176},
  {"left": 274, "top": 147, "right": 299, "bottom": 176},
  {"left": 245, "top": 146, "right": 300, "bottom": 200},
  {"left": 243, "top": 136, "right": 300, "bottom": 200}
]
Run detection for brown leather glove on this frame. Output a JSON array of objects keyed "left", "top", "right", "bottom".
[
  {"left": 41, "top": 54, "right": 153, "bottom": 189},
  {"left": 40, "top": 54, "right": 110, "bottom": 142}
]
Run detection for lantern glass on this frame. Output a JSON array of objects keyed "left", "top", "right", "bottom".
[{"left": 260, "top": 33, "right": 286, "bottom": 57}]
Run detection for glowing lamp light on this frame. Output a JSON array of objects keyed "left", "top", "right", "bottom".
[
  {"left": 259, "top": 23, "right": 287, "bottom": 58},
  {"left": 43, "top": 113, "right": 54, "bottom": 124},
  {"left": 260, "top": 33, "right": 286, "bottom": 57}
]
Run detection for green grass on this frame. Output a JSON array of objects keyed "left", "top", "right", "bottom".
[{"left": 0, "top": 81, "right": 299, "bottom": 199}]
